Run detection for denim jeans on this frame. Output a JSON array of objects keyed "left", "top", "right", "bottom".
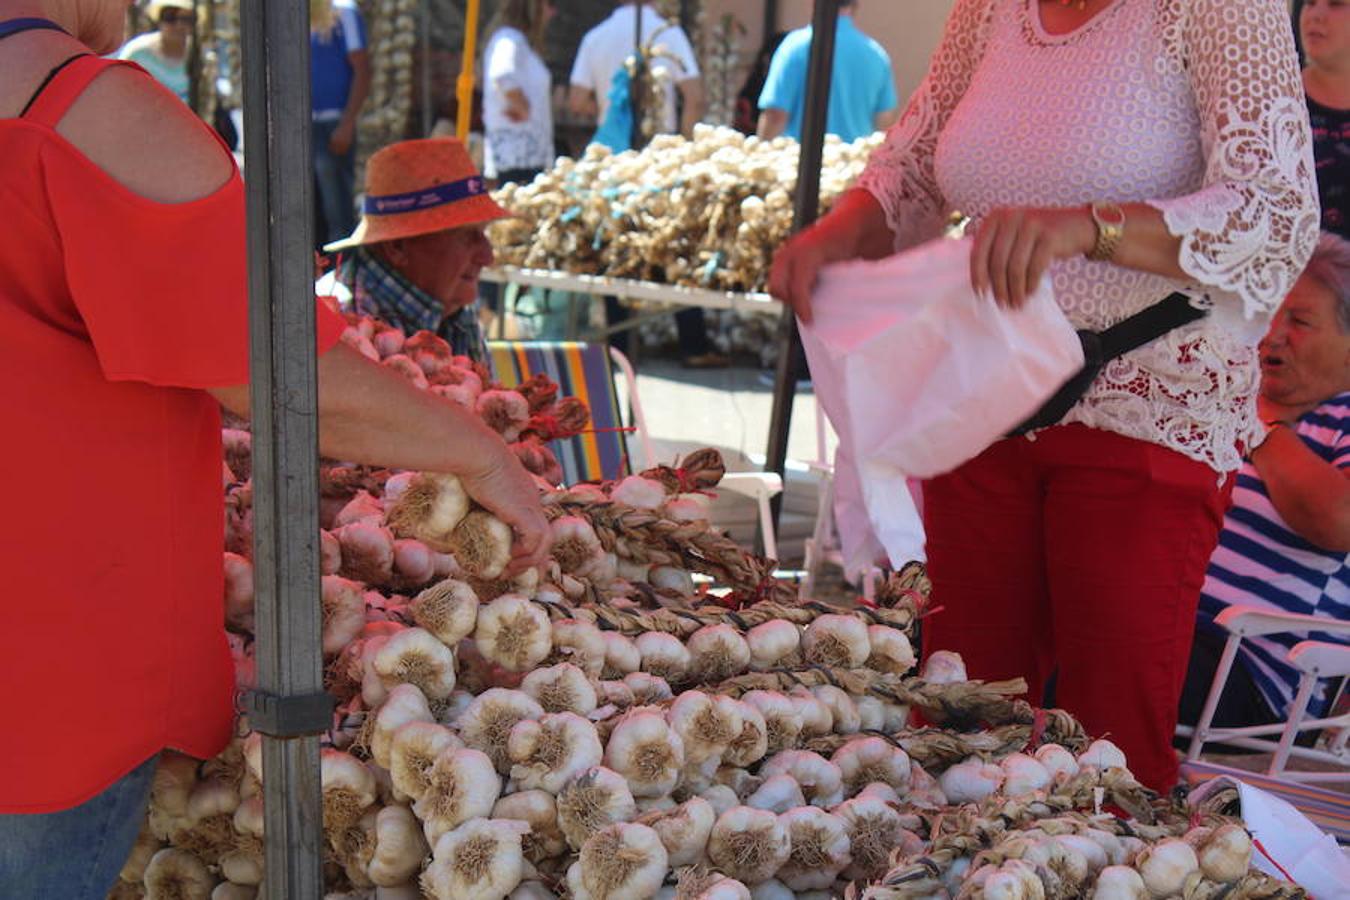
[
  {"left": 313, "top": 118, "right": 356, "bottom": 247},
  {"left": 0, "top": 756, "right": 158, "bottom": 900}
]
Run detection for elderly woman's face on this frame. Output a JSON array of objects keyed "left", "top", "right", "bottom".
[{"left": 1259, "top": 275, "right": 1350, "bottom": 407}]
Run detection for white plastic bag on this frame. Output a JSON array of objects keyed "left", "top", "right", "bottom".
[{"left": 800, "top": 237, "right": 1083, "bottom": 480}]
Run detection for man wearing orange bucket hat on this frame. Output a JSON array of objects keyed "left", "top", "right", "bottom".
[{"left": 320, "top": 137, "right": 509, "bottom": 365}]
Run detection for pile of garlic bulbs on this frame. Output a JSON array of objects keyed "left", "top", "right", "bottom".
[{"left": 488, "top": 125, "right": 883, "bottom": 294}]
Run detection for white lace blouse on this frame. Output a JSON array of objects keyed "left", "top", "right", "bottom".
[{"left": 856, "top": 0, "right": 1319, "bottom": 473}]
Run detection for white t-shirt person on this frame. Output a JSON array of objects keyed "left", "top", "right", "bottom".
[
  {"left": 482, "top": 25, "right": 554, "bottom": 179},
  {"left": 568, "top": 3, "right": 700, "bottom": 136}
]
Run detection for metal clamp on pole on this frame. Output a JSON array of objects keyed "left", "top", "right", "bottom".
[{"left": 243, "top": 689, "right": 335, "bottom": 738}]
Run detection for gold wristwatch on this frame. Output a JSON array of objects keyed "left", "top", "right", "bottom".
[{"left": 1087, "top": 202, "right": 1126, "bottom": 262}]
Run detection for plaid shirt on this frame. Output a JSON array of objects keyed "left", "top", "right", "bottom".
[{"left": 339, "top": 247, "right": 488, "bottom": 366}]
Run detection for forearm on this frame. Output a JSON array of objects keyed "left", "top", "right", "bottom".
[
  {"left": 211, "top": 344, "right": 508, "bottom": 479},
  {"left": 1251, "top": 428, "right": 1350, "bottom": 552},
  {"left": 341, "top": 54, "right": 371, "bottom": 125},
  {"left": 816, "top": 188, "right": 893, "bottom": 261},
  {"left": 756, "top": 108, "right": 787, "bottom": 140},
  {"left": 679, "top": 81, "right": 704, "bottom": 137},
  {"left": 1108, "top": 203, "right": 1186, "bottom": 282}
]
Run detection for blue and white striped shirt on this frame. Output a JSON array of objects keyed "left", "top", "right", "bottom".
[{"left": 1198, "top": 393, "right": 1350, "bottom": 717}]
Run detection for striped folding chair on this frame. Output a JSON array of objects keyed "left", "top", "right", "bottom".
[{"left": 487, "top": 341, "right": 642, "bottom": 484}]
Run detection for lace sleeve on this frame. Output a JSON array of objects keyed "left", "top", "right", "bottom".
[
  {"left": 855, "top": 0, "right": 994, "bottom": 251},
  {"left": 1148, "top": 0, "right": 1319, "bottom": 333}
]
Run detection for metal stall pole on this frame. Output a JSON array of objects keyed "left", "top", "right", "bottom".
[
  {"left": 240, "top": 2, "right": 332, "bottom": 897},
  {"left": 762, "top": 0, "right": 840, "bottom": 536}
]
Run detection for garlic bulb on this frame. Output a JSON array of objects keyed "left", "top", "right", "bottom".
[
  {"left": 1135, "top": 838, "right": 1199, "bottom": 898},
  {"left": 602, "top": 632, "right": 642, "bottom": 679},
  {"left": 509, "top": 883, "right": 556, "bottom": 900},
  {"left": 456, "top": 689, "right": 544, "bottom": 774},
  {"left": 699, "top": 784, "right": 741, "bottom": 817},
  {"left": 368, "top": 805, "right": 429, "bottom": 887},
  {"left": 521, "top": 662, "right": 598, "bottom": 715},
  {"left": 372, "top": 628, "right": 457, "bottom": 700},
  {"left": 551, "top": 515, "right": 608, "bottom": 577},
  {"left": 866, "top": 625, "right": 916, "bottom": 674},
  {"left": 556, "top": 766, "right": 639, "bottom": 850},
  {"left": 999, "top": 752, "right": 1052, "bottom": 797},
  {"left": 747, "top": 619, "right": 800, "bottom": 671},
  {"left": 920, "top": 650, "right": 967, "bottom": 684},
  {"left": 788, "top": 688, "right": 834, "bottom": 737},
  {"left": 669, "top": 690, "right": 741, "bottom": 765},
  {"left": 144, "top": 848, "right": 214, "bottom": 899},
  {"left": 760, "top": 751, "right": 844, "bottom": 807},
  {"left": 687, "top": 624, "right": 752, "bottom": 682},
  {"left": 1196, "top": 824, "right": 1252, "bottom": 884},
  {"left": 854, "top": 694, "right": 887, "bottom": 732},
  {"left": 371, "top": 683, "right": 435, "bottom": 770},
  {"left": 410, "top": 578, "right": 479, "bottom": 646},
  {"left": 322, "top": 749, "right": 378, "bottom": 830},
  {"left": 707, "top": 806, "right": 791, "bottom": 885},
  {"left": 568, "top": 822, "right": 669, "bottom": 900},
  {"left": 1092, "top": 865, "right": 1149, "bottom": 899},
  {"left": 1034, "top": 743, "right": 1080, "bottom": 782},
  {"left": 723, "top": 700, "right": 768, "bottom": 768},
  {"left": 690, "top": 877, "right": 752, "bottom": 900},
  {"left": 746, "top": 774, "right": 807, "bottom": 813},
  {"left": 938, "top": 757, "right": 1005, "bottom": 804},
  {"left": 650, "top": 565, "right": 695, "bottom": 596},
  {"left": 1077, "top": 739, "right": 1128, "bottom": 771},
  {"left": 610, "top": 475, "right": 668, "bottom": 509},
  {"left": 605, "top": 709, "right": 686, "bottom": 797},
  {"left": 1056, "top": 834, "right": 1109, "bottom": 877},
  {"left": 833, "top": 795, "right": 907, "bottom": 881},
  {"left": 748, "top": 880, "right": 794, "bottom": 900},
  {"left": 450, "top": 511, "right": 515, "bottom": 580},
  {"left": 983, "top": 859, "right": 1047, "bottom": 900},
  {"left": 801, "top": 614, "right": 870, "bottom": 668},
  {"left": 638, "top": 795, "right": 716, "bottom": 867},
  {"left": 412, "top": 747, "right": 501, "bottom": 845},
  {"left": 475, "top": 595, "right": 552, "bottom": 672},
  {"left": 810, "top": 684, "right": 861, "bottom": 735},
  {"left": 777, "top": 806, "right": 852, "bottom": 890},
  {"left": 636, "top": 631, "right": 691, "bottom": 682},
  {"left": 422, "top": 817, "right": 529, "bottom": 900},
  {"left": 385, "top": 474, "right": 470, "bottom": 551},
  {"left": 597, "top": 679, "right": 637, "bottom": 709},
  {"left": 322, "top": 576, "right": 369, "bottom": 657},
  {"left": 508, "top": 712, "right": 604, "bottom": 794},
  {"left": 548, "top": 619, "right": 607, "bottom": 678},
  {"left": 623, "top": 672, "right": 673, "bottom": 704},
  {"left": 857, "top": 781, "right": 901, "bottom": 805},
  {"left": 476, "top": 389, "right": 531, "bottom": 441},
  {"left": 492, "top": 790, "right": 568, "bottom": 862},
  {"left": 388, "top": 721, "right": 461, "bottom": 802},
  {"left": 743, "top": 691, "right": 804, "bottom": 753},
  {"left": 831, "top": 736, "right": 912, "bottom": 796}
]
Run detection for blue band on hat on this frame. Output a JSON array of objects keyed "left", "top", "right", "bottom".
[{"left": 364, "top": 175, "right": 487, "bottom": 215}]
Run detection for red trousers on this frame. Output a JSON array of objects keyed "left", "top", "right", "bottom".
[{"left": 921, "top": 425, "right": 1233, "bottom": 793}]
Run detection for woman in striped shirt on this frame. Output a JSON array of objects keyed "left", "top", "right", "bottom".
[{"left": 1183, "top": 233, "right": 1350, "bottom": 727}]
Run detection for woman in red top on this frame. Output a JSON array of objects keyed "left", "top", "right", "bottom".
[{"left": 0, "top": 2, "right": 550, "bottom": 896}]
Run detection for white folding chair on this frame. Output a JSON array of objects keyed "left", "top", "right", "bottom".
[
  {"left": 1179, "top": 605, "right": 1350, "bottom": 784},
  {"left": 608, "top": 348, "right": 782, "bottom": 561}
]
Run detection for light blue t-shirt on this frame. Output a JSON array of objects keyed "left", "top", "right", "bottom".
[{"left": 758, "top": 15, "right": 898, "bottom": 143}]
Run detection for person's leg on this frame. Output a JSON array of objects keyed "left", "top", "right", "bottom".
[
  {"left": 922, "top": 437, "right": 1054, "bottom": 702},
  {"left": 605, "top": 295, "right": 631, "bottom": 357},
  {"left": 0, "top": 755, "right": 158, "bottom": 900},
  {"left": 312, "top": 119, "right": 355, "bottom": 247},
  {"left": 677, "top": 309, "right": 728, "bottom": 368},
  {"left": 1040, "top": 425, "right": 1231, "bottom": 793}
]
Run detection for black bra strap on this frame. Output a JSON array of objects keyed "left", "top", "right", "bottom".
[{"left": 19, "top": 52, "right": 90, "bottom": 118}]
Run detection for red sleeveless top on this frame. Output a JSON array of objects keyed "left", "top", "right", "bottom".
[{"left": 0, "top": 55, "right": 345, "bottom": 811}]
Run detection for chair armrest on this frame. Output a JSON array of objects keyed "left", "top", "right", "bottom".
[
  {"left": 1287, "top": 641, "right": 1350, "bottom": 679},
  {"left": 1215, "top": 605, "right": 1350, "bottom": 638},
  {"left": 719, "top": 472, "right": 784, "bottom": 498}
]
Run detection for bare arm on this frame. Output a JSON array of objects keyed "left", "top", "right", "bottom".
[
  {"left": 756, "top": 107, "right": 788, "bottom": 140},
  {"left": 210, "top": 343, "right": 552, "bottom": 570},
  {"left": 1249, "top": 426, "right": 1350, "bottom": 553},
  {"left": 568, "top": 85, "right": 598, "bottom": 120},
  {"left": 503, "top": 87, "right": 530, "bottom": 122},
  {"left": 329, "top": 48, "right": 371, "bottom": 155},
  {"left": 873, "top": 108, "right": 900, "bottom": 132},
  {"left": 677, "top": 78, "right": 704, "bottom": 137}
]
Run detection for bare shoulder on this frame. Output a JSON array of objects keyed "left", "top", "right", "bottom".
[{"left": 55, "top": 64, "right": 234, "bottom": 204}]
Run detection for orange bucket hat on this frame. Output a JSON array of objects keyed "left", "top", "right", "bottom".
[{"left": 323, "top": 138, "right": 513, "bottom": 252}]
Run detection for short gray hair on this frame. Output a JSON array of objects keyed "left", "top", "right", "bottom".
[{"left": 1302, "top": 232, "right": 1350, "bottom": 333}]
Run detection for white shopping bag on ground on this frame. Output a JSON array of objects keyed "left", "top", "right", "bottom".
[
  {"left": 801, "top": 237, "right": 1083, "bottom": 481},
  {"left": 831, "top": 435, "right": 924, "bottom": 572},
  {"left": 1189, "top": 776, "right": 1350, "bottom": 897}
]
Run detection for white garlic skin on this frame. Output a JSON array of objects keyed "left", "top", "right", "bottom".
[
  {"left": 832, "top": 736, "right": 912, "bottom": 795},
  {"left": 373, "top": 629, "right": 457, "bottom": 700},
  {"left": 707, "top": 805, "right": 792, "bottom": 885},
  {"left": 569, "top": 822, "right": 669, "bottom": 900},
  {"left": 776, "top": 806, "right": 852, "bottom": 890},
  {"left": 743, "top": 690, "right": 805, "bottom": 753},
  {"left": 622, "top": 672, "right": 673, "bottom": 704},
  {"left": 694, "top": 878, "right": 752, "bottom": 900},
  {"left": 866, "top": 625, "right": 916, "bottom": 674},
  {"left": 999, "top": 752, "right": 1053, "bottom": 797},
  {"left": 475, "top": 594, "right": 552, "bottom": 672},
  {"left": 493, "top": 789, "right": 567, "bottom": 861},
  {"left": 520, "top": 662, "right": 598, "bottom": 716},
  {"left": 640, "top": 795, "right": 716, "bottom": 867},
  {"left": 1135, "top": 838, "right": 1199, "bottom": 898},
  {"left": 760, "top": 750, "right": 844, "bottom": 807},
  {"left": 810, "top": 684, "right": 862, "bottom": 735},
  {"left": 745, "top": 773, "right": 806, "bottom": 813},
  {"left": 687, "top": 623, "right": 752, "bottom": 680},
  {"left": 388, "top": 720, "right": 461, "bottom": 802},
  {"left": 1196, "top": 824, "right": 1252, "bottom": 884},
  {"left": 601, "top": 632, "right": 642, "bottom": 678},
  {"left": 610, "top": 475, "right": 668, "bottom": 509},
  {"left": 549, "top": 618, "right": 607, "bottom": 679},
  {"left": 801, "top": 614, "right": 871, "bottom": 668},
  {"left": 1034, "top": 743, "right": 1081, "bottom": 782},
  {"left": 920, "top": 649, "right": 967, "bottom": 683},
  {"left": 412, "top": 747, "right": 502, "bottom": 846},
  {"left": 746, "top": 619, "right": 801, "bottom": 671},
  {"left": 423, "top": 817, "right": 529, "bottom": 900},
  {"left": 368, "top": 804, "right": 429, "bottom": 887},
  {"left": 1091, "top": 865, "right": 1149, "bottom": 899},
  {"left": 507, "top": 711, "right": 604, "bottom": 794},
  {"left": 1078, "top": 739, "right": 1128, "bottom": 771},
  {"left": 938, "top": 757, "right": 1005, "bottom": 804},
  {"left": 604, "top": 708, "right": 686, "bottom": 798},
  {"left": 788, "top": 688, "right": 835, "bottom": 737},
  {"left": 748, "top": 880, "right": 795, "bottom": 900},
  {"left": 699, "top": 783, "right": 741, "bottom": 817},
  {"left": 636, "top": 630, "right": 691, "bottom": 681},
  {"left": 668, "top": 690, "right": 740, "bottom": 765},
  {"left": 556, "top": 766, "right": 639, "bottom": 851}
]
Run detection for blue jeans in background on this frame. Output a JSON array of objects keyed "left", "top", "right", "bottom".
[
  {"left": 0, "top": 755, "right": 158, "bottom": 900},
  {"left": 313, "top": 118, "right": 357, "bottom": 247}
]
